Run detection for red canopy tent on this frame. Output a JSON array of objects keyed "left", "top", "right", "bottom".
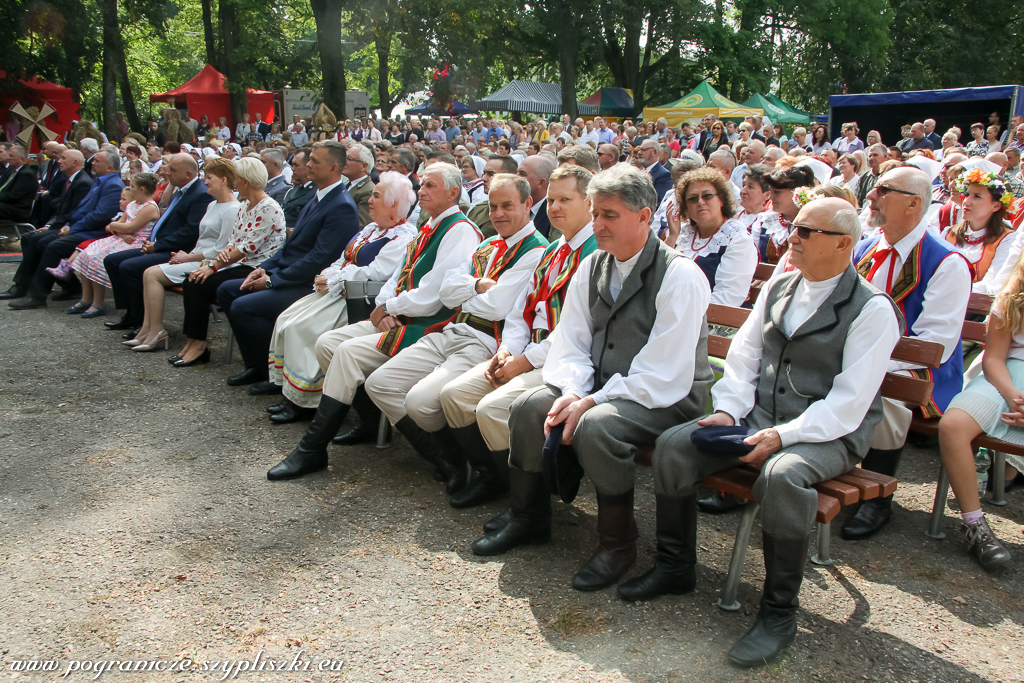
[
  {"left": 0, "top": 71, "right": 80, "bottom": 153},
  {"left": 149, "top": 64, "right": 275, "bottom": 131}
]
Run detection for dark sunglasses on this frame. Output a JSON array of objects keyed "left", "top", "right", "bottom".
[
  {"left": 794, "top": 224, "right": 846, "bottom": 239},
  {"left": 874, "top": 184, "right": 916, "bottom": 198},
  {"left": 685, "top": 192, "right": 720, "bottom": 205}
]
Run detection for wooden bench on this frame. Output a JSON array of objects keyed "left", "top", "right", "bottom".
[
  {"left": 659, "top": 302, "right": 944, "bottom": 611},
  {"left": 919, "top": 291, "right": 1024, "bottom": 538}
]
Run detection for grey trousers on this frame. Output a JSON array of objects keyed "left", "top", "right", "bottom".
[
  {"left": 508, "top": 384, "right": 700, "bottom": 496},
  {"left": 653, "top": 415, "right": 861, "bottom": 539}
]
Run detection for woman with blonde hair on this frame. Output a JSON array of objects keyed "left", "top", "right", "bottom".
[
  {"left": 865, "top": 130, "right": 883, "bottom": 147},
  {"left": 169, "top": 156, "right": 285, "bottom": 362},
  {"left": 533, "top": 119, "right": 550, "bottom": 142},
  {"left": 265, "top": 172, "right": 418, "bottom": 423}
]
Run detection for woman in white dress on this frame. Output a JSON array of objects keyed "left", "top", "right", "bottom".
[
  {"left": 265, "top": 172, "right": 418, "bottom": 423},
  {"left": 663, "top": 167, "right": 757, "bottom": 307},
  {"left": 125, "top": 158, "right": 240, "bottom": 352}
]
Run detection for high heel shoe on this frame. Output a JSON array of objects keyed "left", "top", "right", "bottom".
[
  {"left": 132, "top": 330, "right": 169, "bottom": 352},
  {"left": 172, "top": 347, "right": 211, "bottom": 367},
  {"left": 123, "top": 336, "right": 147, "bottom": 347}
]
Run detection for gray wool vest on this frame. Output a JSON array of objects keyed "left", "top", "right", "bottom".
[
  {"left": 587, "top": 230, "right": 714, "bottom": 414},
  {"left": 746, "top": 264, "right": 903, "bottom": 457}
]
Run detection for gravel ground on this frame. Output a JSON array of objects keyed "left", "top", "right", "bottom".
[{"left": 1, "top": 260, "right": 1022, "bottom": 683}]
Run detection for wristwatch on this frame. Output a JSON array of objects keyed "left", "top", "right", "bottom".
[
  {"left": 265, "top": 276, "right": 273, "bottom": 289},
  {"left": 381, "top": 301, "right": 389, "bottom": 316}
]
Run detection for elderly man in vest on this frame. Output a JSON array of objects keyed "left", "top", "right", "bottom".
[
  {"left": 437, "top": 166, "right": 598, "bottom": 512},
  {"left": 364, "top": 173, "right": 548, "bottom": 498},
  {"left": 265, "top": 163, "right": 481, "bottom": 482},
  {"left": 842, "top": 167, "right": 972, "bottom": 540},
  {"left": 471, "top": 165, "right": 715, "bottom": 593},
  {"left": 633, "top": 198, "right": 902, "bottom": 667}
]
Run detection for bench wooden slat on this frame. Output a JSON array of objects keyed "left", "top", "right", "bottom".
[
  {"left": 834, "top": 473, "right": 882, "bottom": 499},
  {"left": 844, "top": 467, "right": 899, "bottom": 497},
  {"left": 968, "top": 292, "right": 993, "bottom": 316},
  {"left": 707, "top": 303, "right": 751, "bottom": 329},
  {"left": 892, "top": 337, "right": 943, "bottom": 369},
  {"left": 753, "top": 263, "right": 776, "bottom": 281},
  {"left": 813, "top": 478, "right": 860, "bottom": 505},
  {"left": 880, "top": 373, "right": 933, "bottom": 407},
  {"left": 910, "top": 414, "right": 939, "bottom": 436},
  {"left": 962, "top": 320, "right": 986, "bottom": 344},
  {"left": 816, "top": 494, "right": 842, "bottom": 524},
  {"left": 704, "top": 467, "right": 758, "bottom": 499},
  {"left": 708, "top": 336, "right": 731, "bottom": 359},
  {"left": 973, "top": 435, "right": 1024, "bottom": 458}
]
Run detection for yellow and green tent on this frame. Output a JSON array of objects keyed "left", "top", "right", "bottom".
[{"left": 642, "top": 80, "right": 762, "bottom": 126}]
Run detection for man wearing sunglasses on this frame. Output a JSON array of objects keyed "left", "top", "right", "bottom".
[
  {"left": 844, "top": 167, "right": 972, "bottom": 540},
  {"left": 633, "top": 197, "right": 902, "bottom": 667}
]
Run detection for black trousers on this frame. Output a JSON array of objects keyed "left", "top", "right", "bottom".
[
  {"left": 180, "top": 266, "right": 253, "bottom": 340},
  {"left": 14, "top": 230, "right": 83, "bottom": 299}
]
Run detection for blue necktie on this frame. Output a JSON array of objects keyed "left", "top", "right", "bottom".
[{"left": 149, "top": 189, "right": 182, "bottom": 242}]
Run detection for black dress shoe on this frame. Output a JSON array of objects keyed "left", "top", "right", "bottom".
[
  {"left": 122, "top": 328, "right": 141, "bottom": 340},
  {"left": 171, "top": 348, "right": 211, "bottom": 367},
  {"left": 168, "top": 355, "right": 183, "bottom": 364},
  {"left": 248, "top": 381, "right": 282, "bottom": 396},
  {"left": 8, "top": 298, "right": 46, "bottom": 310},
  {"left": 840, "top": 496, "right": 893, "bottom": 540},
  {"left": 697, "top": 490, "right": 741, "bottom": 514},
  {"left": 269, "top": 401, "right": 316, "bottom": 424},
  {"left": 50, "top": 288, "right": 80, "bottom": 302},
  {"left": 105, "top": 315, "right": 138, "bottom": 330},
  {"left": 227, "top": 367, "right": 263, "bottom": 386},
  {"left": 266, "top": 400, "right": 289, "bottom": 414},
  {"left": 0, "top": 285, "right": 26, "bottom": 300}
]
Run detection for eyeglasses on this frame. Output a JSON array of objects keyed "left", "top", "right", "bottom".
[
  {"left": 874, "top": 185, "right": 917, "bottom": 198},
  {"left": 794, "top": 224, "right": 846, "bottom": 239},
  {"left": 685, "top": 192, "right": 720, "bottom": 205}
]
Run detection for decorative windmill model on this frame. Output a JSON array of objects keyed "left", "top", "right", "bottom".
[{"left": 9, "top": 102, "right": 59, "bottom": 150}]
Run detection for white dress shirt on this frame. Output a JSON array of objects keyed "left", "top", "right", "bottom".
[
  {"left": 375, "top": 204, "right": 481, "bottom": 318},
  {"left": 712, "top": 270, "right": 901, "bottom": 447},
  {"left": 315, "top": 178, "right": 346, "bottom": 202},
  {"left": 530, "top": 198, "right": 547, "bottom": 223},
  {"left": 865, "top": 218, "right": 972, "bottom": 370},
  {"left": 322, "top": 221, "right": 417, "bottom": 297},
  {"left": 500, "top": 223, "right": 595, "bottom": 367},
  {"left": 977, "top": 221, "right": 1022, "bottom": 296},
  {"left": 939, "top": 223, "right": 1015, "bottom": 294},
  {"left": 542, "top": 249, "right": 712, "bottom": 409},
  {"left": 439, "top": 222, "right": 547, "bottom": 354},
  {"left": 674, "top": 218, "right": 758, "bottom": 306}
]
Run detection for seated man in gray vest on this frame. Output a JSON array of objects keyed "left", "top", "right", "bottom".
[
  {"left": 629, "top": 198, "right": 902, "bottom": 668},
  {"left": 471, "top": 165, "right": 715, "bottom": 594}
]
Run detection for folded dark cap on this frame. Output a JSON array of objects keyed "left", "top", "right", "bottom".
[{"left": 690, "top": 425, "right": 758, "bottom": 457}]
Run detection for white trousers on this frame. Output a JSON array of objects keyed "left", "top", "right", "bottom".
[
  {"left": 439, "top": 362, "right": 545, "bottom": 451},
  {"left": 316, "top": 320, "right": 390, "bottom": 404}
]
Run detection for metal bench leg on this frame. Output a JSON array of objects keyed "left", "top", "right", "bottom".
[
  {"left": 811, "top": 521, "right": 832, "bottom": 566},
  {"left": 718, "top": 501, "right": 759, "bottom": 612},
  {"left": 211, "top": 306, "right": 221, "bottom": 324},
  {"left": 375, "top": 414, "right": 392, "bottom": 449},
  {"left": 988, "top": 451, "right": 1008, "bottom": 506},
  {"left": 925, "top": 464, "right": 949, "bottom": 540},
  {"left": 225, "top": 327, "right": 235, "bottom": 365}
]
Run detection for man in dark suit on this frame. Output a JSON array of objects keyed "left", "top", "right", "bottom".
[
  {"left": 517, "top": 153, "right": 556, "bottom": 239},
  {"left": 343, "top": 143, "right": 375, "bottom": 228},
  {"left": 281, "top": 149, "right": 315, "bottom": 230},
  {"left": 637, "top": 139, "right": 673, "bottom": 204},
  {"left": 103, "top": 153, "right": 214, "bottom": 330},
  {"left": 390, "top": 148, "right": 420, "bottom": 194},
  {"left": 32, "top": 142, "right": 68, "bottom": 226},
  {"left": 6, "top": 149, "right": 123, "bottom": 309},
  {"left": 253, "top": 112, "right": 272, "bottom": 141},
  {"left": 220, "top": 140, "right": 360, "bottom": 392},
  {"left": 0, "top": 144, "right": 39, "bottom": 223},
  {"left": 80, "top": 138, "right": 100, "bottom": 177}
]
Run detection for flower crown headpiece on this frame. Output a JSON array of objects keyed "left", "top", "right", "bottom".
[
  {"left": 954, "top": 168, "right": 1015, "bottom": 211},
  {"left": 792, "top": 187, "right": 819, "bottom": 208}
]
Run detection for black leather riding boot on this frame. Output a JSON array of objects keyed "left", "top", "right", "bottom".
[
  {"left": 572, "top": 489, "right": 638, "bottom": 591},
  {"left": 727, "top": 533, "right": 809, "bottom": 667},
  {"left": 618, "top": 493, "right": 698, "bottom": 601},
  {"left": 332, "top": 386, "right": 381, "bottom": 446},
  {"left": 841, "top": 447, "right": 903, "bottom": 540},
  {"left": 394, "top": 418, "right": 468, "bottom": 493},
  {"left": 470, "top": 469, "right": 551, "bottom": 555},
  {"left": 267, "top": 397, "right": 349, "bottom": 481},
  {"left": 449, "top": 424, "right": 509, "bottom": 508}
]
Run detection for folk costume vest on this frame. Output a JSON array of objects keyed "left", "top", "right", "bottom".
[
  {"left": 587, "top": 231, "right": 714, "bottom": 413},
  {"left": 752, "top": 266, "right": 904, "bottom": 457},
  {"left": 376, "top": 212, "right": 481, "bottom": 357},
  {"left": 854, "top": 231, "right": 965, "bottom": 417},
  {"left": 944, "top": 227, "right": 1013, "bottom": 283},
  {"left": 522, "top": 234, "right": 599, "bottom": 343}
]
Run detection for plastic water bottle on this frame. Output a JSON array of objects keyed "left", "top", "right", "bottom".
[{"left": 975, "top": 448, "right": 992, "bottom": 495}]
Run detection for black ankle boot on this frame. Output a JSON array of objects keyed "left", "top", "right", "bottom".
[
  {"left": 394, "top": 418, "right": 468, "bottom": 492},
  {"left": 332, "top": 386, "right": 381, "bottom": 446},
  {"left": 841, "top": 447, "right": 902, "bottom": 540},
  {"left": 449, "top": 424, "right": 509, "bottom": 508},
  {"left": 471, "top": 469, "right": 551, "bottom": 555},
  {"left": 618, "top": 494, "right": 697, "bottom": 601},
  {"left": 267, "top": 397, "right": 349, "bottom": 481},
  {"left": 572, "top": 489, "right": 638, "bottom": 591},
  {"left": 483, "top": 509, "right": 512, "bottom": 534},
  {"left": 727, "top": 533, "right": 809, "bottom": 667}
]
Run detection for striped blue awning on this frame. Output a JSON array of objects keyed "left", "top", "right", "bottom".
[{"left": 475, "top": 81, "right": 599, "bottom": 115}]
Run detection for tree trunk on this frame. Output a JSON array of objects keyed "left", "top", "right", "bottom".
[
  {"left": 100, "top": 0, "right": 119, "bottom": 139},
  {"left": 311, "top": 0, "right": 347, "bottom": 120},
  {"left": 556, "top": 22, "right": 578, "bottom": 121},
  {"left": 201, "top": 0, "right": 218, "bottom": 69},
  {"left": 218, "top": 0, "right": 246, "bottom": 124},
  {"left": 375, "top": 27, "right": 394, "bottom": 117}
]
